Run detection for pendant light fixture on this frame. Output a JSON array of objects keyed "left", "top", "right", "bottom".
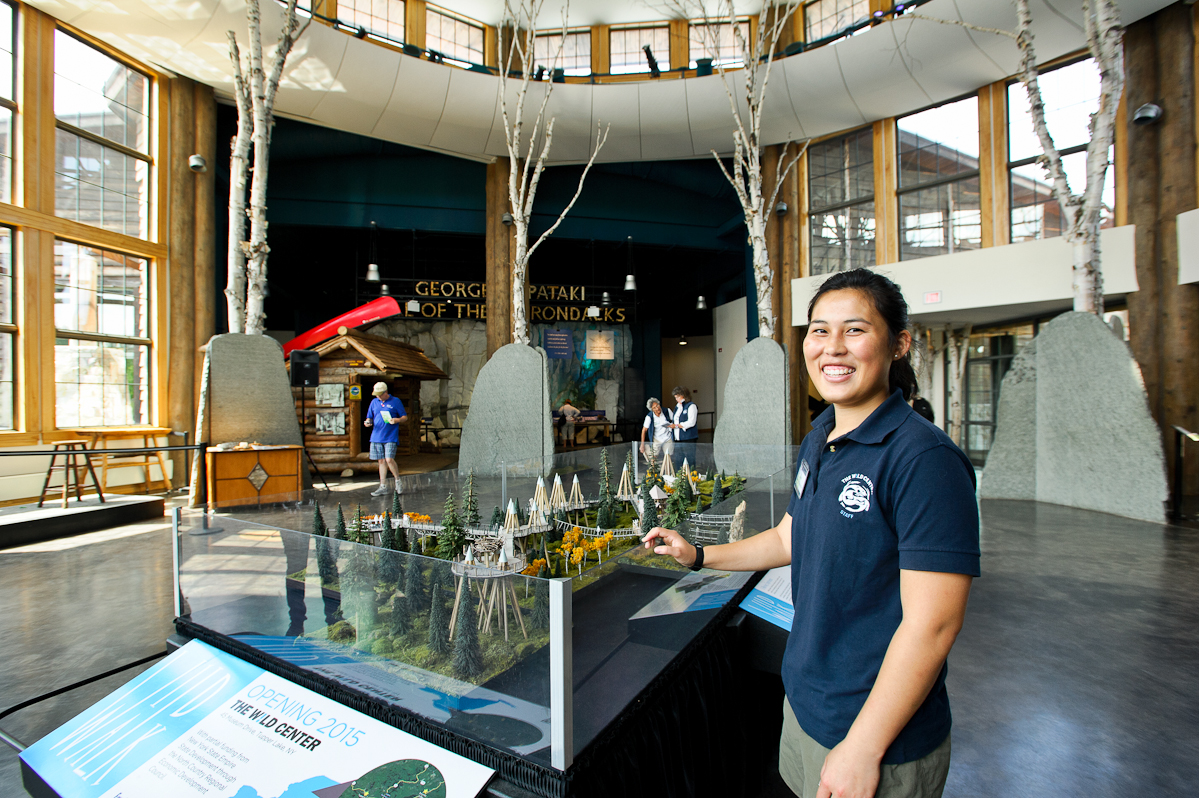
[
  {"left": 365, "top": 221, "right": 381, "bottom": 282},
  {"left": 600, "top": 291, "right": 613, "bottom": 307},
  {"left": 624, "top": 236, "right": 637, "bottom": 291},
  {"left": 696, "top": 295, "right": 708, "bottom": 310},
  {"left": 679, "top": 335, "right": 689, "bottom": 346}
]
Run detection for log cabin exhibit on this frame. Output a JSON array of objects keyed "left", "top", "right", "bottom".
[{"left": 2, "top": 1, "right": 1199, "bottom": 797}]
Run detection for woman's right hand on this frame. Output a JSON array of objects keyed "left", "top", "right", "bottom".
[{"left": 641, "top": 526, "right": 697, "bottom": 568}]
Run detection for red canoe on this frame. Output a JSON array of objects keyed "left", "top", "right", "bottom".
[{"left": 282, "top": 296, "right": 403, "bottom": 357}]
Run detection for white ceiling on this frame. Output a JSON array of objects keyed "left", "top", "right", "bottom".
[{"left": 27, "top": 0, "right": 1174, "bottom": 164}]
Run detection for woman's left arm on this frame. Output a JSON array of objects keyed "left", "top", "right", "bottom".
[{"left": 816, "top": 569, "right": 973, "bottom": 798}]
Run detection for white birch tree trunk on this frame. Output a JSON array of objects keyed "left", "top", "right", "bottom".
[
  {"left": 226, "top": 0, "right": 308, "bottom": 335},
  {"left": 946, "top": 325, "right": 973, "bottom": 447},
  {"left": 665, "top": 0, "right": 805, "bottom": 340},
  {"left": 500, "top": 0, "right": 609, "bottom": 346},
  {"left": 225, "top": 34, "right": 253, "bottom": 334}
]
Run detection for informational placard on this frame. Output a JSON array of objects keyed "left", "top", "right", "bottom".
[
  {"left": 739, "top": 566, "right": 793, "bottom": 630},
  {"left": 542, "top": 329, "right": 573, "bottom": 359},
  {"left": 629, "top": 570, "right": 753, "bottom": 619},
  {"left": 20, "top": 639, "right": 494, "bottom": 798},
  {"left": 584, "top": 330, "right": 615, "bottom": 360},
  {"left": 315, "top": 384, "right": 344, "bottom": 407}
]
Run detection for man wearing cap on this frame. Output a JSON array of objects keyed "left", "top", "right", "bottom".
[{"left": 364, "top": 381, "right": 407, "bottom": 496}]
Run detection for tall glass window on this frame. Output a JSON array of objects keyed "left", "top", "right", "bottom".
[
  {"left": 0, "top": 228, "right": 13, "bottom": 430},
  {"left": 804, "top": 0, "right": 870, "bottom": 43},
  {"left": 897, "top": 95, "right": 981, "bottom": 260},
  {"left": 425, "top": 6, "right": 484, "bottom": 64},
  {"left": 534, "top": 30, "right": 591, "bottom": 76},
  {"left": 54, "top": 30, "right": 151, "bottom": 239},
  {"left": 688, "top": 20, "right": 749, "bottom": 68},
  {"left": 808, "top": 127, "right": 875, "bottom": 275},
  {"left": 0, "top": 2, "right": 15, "bottom": 205},
  {"left": 963, "top": 325, "right": 1036, "bottom": 465},
  {"left": 54, "top": 240, "right": 150, "bottom": 427},
  {"left": 1008, "top": 58, "right": 1114, "bottom": 243},
  {"left": 339, "top": 0, "right": 405, "bottom": 43},
  {"left": 609, "top": 26, "right": 668, "bottom": 74}
]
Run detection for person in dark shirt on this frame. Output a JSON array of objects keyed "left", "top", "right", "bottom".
[{"left": 643, "top": 269, "right": 979, "bottom": 798}]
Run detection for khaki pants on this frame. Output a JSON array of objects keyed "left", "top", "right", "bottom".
[{"left": 779, "top": 698, "right": 951, "bottom": 798}]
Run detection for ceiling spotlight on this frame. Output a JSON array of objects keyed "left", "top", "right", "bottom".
[
  {"left": 501, "top": 212, "right": 514, "bottom": 226},
  {"left": 679, "top": 335, "right": 688, "bottom": 346},
  {"left": 696, "top": 295, "right": 708, "bottom": 311},
  {"left": 873, "top": 9, "right": 885, "bottom": 18},
  {"left": 354, "top": 25, "right": 368, "bottom": 38},
  {"left": 643, "top": 44, "right": 661, "bottom": 78},
  {"left": 365, "top": 263, "right": 381, "bottom": 282},
  {"left": 775, "top": 201, "right": 788, "bottom": 216},
  {"left": 534, "top": 66, "right": 546, "bottom": 81},
  {"left": 586, "top": 306, "right": 600, "bottom": 318},
  {"left": 624, "top": 274, "right": 637, "bottom": 291},
  {"left": 406, "top": 299, "right": 421, "bottom": 313},
  {"left": 601, "top": 291, "right": 613, "bottom": 307}
]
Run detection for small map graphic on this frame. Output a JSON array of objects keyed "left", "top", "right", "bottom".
[{"left": 332, "top": 759, "right": 447, "bottom": 797}]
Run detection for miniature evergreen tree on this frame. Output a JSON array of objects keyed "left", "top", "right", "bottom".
[
  {"left": 391, "top": 489, "right": 403, "bottom": 519},
  {"left": 625, "top": 450, "right": 634, "bottom": 488},
  {"left": 314, "top": 501, "right": 339, "bottom": 588},
  {"left": 490, "top": 505, "right": 503, "bottom": 528},
  {"left": 530, "top": 577, "right": 549, "bottom": 629},
  {"left": 596, "top": 448, "right": 617, "bottom": 529},
  {"left": 452, "top": 586, "right": 483, "bottom": 679},
  {"left": 462, "top": 470, "right": 480, "bottom": 528},
  {"left": 334, "top": 504, "right": 348, "bottom": 540},
  {"left": 711, "top": 472, "right": 726, "bottom": 508},
  {"left": 312, "top": 500, "right": 327, "bottom": 537},
  {"left": 661, "top": 484, "right": 689, "bottom": 532},
  {"left": 717, "top": 521, "right": 730, "bottom": 546},
  {"left": 379, "top": 511, "right": 404, "bottom": 587},
  {"left": 640, "top": 478, "right": 659, "bottom": 531},
  {"left": 389, "top": 591, "right": 411, "bottom": 636},
  {"left": 678, "top": 470, "right": 695, "bottom": 506},
  {"left": 428, "top": 583, "right": 450, "bottom": 655},
  {"left": 404, "top": 551, "right": 426, "bottom": 614},
  {"left": 353, "top": 505, "right": 367, "bottom": 545},
  {"left": 341, "top": 541, "right": 377, "bottom": 641},
  {"left": 731, "top": 472, "right": 745, "bottom": 495},
  {"left": 437, "top": 493, "right": 466, "bottom": 560}
]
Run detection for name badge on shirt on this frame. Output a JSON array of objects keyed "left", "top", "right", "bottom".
[{"left": 794, "top": 459, "right": 810, "bottom": 498}]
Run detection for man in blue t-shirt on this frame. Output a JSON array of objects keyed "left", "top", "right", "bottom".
[{"left": 364, "top": 381, "right": 407, "bottom": 496}]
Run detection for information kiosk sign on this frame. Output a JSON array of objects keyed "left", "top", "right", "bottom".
[{"left": 20, "top": 639, "right": 494, "bottom": 798}]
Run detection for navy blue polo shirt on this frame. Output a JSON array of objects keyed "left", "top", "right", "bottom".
[{"left": 782, "top": 389, "right": 980, "bottom": 764}]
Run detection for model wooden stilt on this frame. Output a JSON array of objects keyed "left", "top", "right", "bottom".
[
  {"left": 448, "top": 569, "right": 466, "bottom": 640},
  {"left": 509, "top": 580, "right": 528, "bottom": 639}
]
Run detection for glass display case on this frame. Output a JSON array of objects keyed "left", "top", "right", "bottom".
[{"left": 174, "top": 443, "right": 799, "bottom": 795}]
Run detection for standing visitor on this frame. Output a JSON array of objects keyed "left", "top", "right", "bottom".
[
  {"left": 560, "top": 399, "right": 581, "bottom": 449},
  {"left": 643, "top": 269, "right": 979, "bottom": 798},
  {"left": 669, "top": 386, "right": 698, "bottom": 469},
  {"left": 639, "top": 397, "right": 674, "bottom": 462},
  {"left": 364, "top": 381, "right": 407, "bottom": 496}
]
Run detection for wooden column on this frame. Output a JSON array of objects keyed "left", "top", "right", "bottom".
[
  {"left": 669, "top": 19, "right": 689, "bottom": 72},
  {"left": 977, "top": 80, "right": 1010, "bottom": 248},
  {"left": 168, "top": 78, "right": 197, "bottom": 485},
  {"left": 873, "top": 118, "right": 899, "bottom": 265},
  {"left": 591, "top": 25, "right": 610, "bottom": 75},
  {"left": 1125, "top": 4, "right": 1199, "bottom": 495},
  {"left": 18, "top": 8, "right": 55, "bottom": 435},
  {"left": 486, "top": 157, "right": 513, "bottom": 358},
  {"left": 193, "top": 82, "right": 217, "bottom": 398}
]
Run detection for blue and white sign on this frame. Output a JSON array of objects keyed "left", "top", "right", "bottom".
[
  {"left": 21, "top": 639, "right": 494, "bottom": 798},
  {"left": 542, "top": 329, "right": 573, "bottom": 359},
  {"left": 739, "top": 566, "right": 794, "bottom": 630}
]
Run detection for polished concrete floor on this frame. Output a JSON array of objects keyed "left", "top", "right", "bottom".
[{"left": 2, "top": 499, "right": 1197, "bottom": 796}]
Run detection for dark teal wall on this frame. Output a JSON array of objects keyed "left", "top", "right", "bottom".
[{"left": 257, "top": 113, "right": 743, "bottom": 250}]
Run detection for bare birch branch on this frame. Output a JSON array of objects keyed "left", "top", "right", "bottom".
[
  {"left": 225, "top": 32, "right": 253, "bottom": 333},
  {"left": 530, "top": 123, "right": 611, "bottom": 255}
]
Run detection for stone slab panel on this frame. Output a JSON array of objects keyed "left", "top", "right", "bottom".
[
  {"left": 458, "top": 343, "right": 553, "bottom": 476},
  {"left": 713, "top": 337, "right": 791, "bottom": 478},
  {"left": 189, "top": 333, "right": 307, "bottom": 504},
  {"left": 1033, "top": 312, "right": 1166, "bottom": 522},
  {"left": 979, "top": 339, "right": 1038, "bottom": 500}
]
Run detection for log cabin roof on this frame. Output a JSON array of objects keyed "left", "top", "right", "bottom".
[{"left": 312, "top": 330, "right": 449, "bottom": 380}]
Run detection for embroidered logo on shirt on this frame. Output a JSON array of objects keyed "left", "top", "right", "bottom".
[{"left": 838, "top": 473, "right": 875, "bottom": 516}]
